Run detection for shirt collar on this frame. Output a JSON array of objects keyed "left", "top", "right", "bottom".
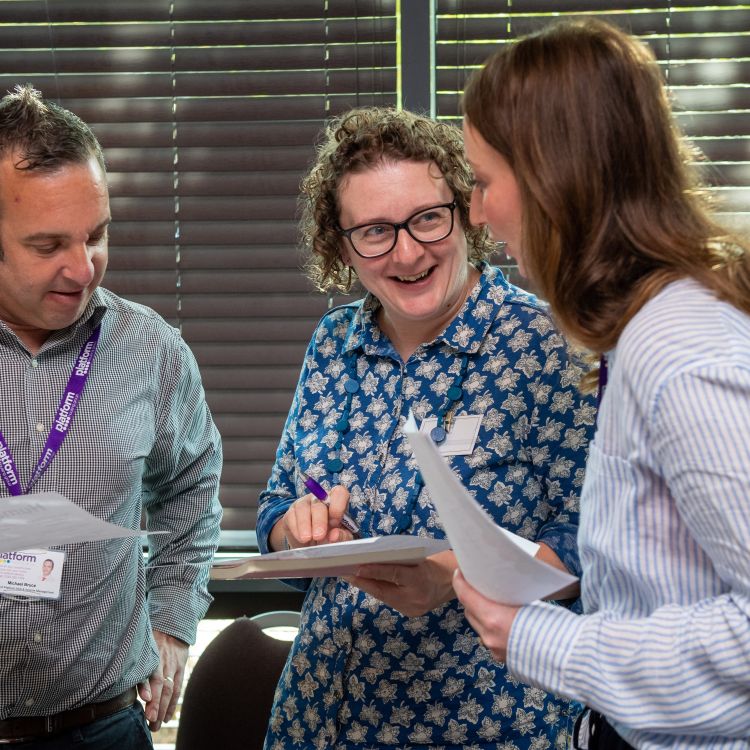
[
  {"left": 341, "top": 263, "right": 509, "bottom": 358},
  {"left": 78, "top": 287, "right": 109, "bottom": 330},
  {"left": 0, "top": 287, "right": 110, "bottom": 352},
  {"left": 50, "top": 287, "right": 109, "bottom": 342}
]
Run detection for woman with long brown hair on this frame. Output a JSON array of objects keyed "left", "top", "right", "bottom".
[{"left": 454, "top": 18, "right": 750, "bottom": 750}]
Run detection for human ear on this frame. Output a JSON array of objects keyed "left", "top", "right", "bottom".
[{"left": 339, "top": 240, "right": 351, "bottom": 266}]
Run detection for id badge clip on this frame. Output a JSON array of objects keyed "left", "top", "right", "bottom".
[{"left": 419, "top": 414, "right": 482, "bottom": 456}]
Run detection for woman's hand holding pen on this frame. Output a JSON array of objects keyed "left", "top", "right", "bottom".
[
  {"left": 344, "top": 550, "right": 458, "bottom": 618},
  {"left": 276, "top": 485, "right": 357, "bottom": 550}
]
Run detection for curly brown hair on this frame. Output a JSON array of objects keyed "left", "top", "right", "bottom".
[{"left": 299, "top": 107, "right": 493, "bottom": 293}]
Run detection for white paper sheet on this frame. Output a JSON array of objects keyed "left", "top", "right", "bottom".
[
  {"left": 211, "top": 535, "right": 451, "bottom": 580},
  {"left": 404, "top": 413, "right": 577, "bottom": 604},
  {"left": 0, "top": 492, "right": 153, "bottom": 552}
]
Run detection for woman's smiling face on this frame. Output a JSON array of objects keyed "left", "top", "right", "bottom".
[{"left": 337, "top": 159, "right": 477, "bottom": 349}]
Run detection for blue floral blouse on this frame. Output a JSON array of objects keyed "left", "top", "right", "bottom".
[{"left": 257, "top": 264, "right": 596, "bottom": 749}]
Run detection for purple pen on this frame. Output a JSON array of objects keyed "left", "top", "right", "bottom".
[{"left": 302, "top": 471, "right": 360, "bottom": 536}]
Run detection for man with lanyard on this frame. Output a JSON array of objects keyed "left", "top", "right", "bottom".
[{"left": 0, "top": 85, "right": 223, "bottom": 748}]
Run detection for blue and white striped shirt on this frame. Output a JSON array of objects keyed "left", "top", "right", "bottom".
[{"left": 508, "top": 278, "right": 750, "bottom": 749}]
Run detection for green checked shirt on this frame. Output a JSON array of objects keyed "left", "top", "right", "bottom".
[{"left": 0, "top": 287, "right": 222, "bottom": 719}]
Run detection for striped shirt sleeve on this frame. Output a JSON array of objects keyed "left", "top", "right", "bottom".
[{"left": 508, "top": 281, "right": 750, "bottom": 748}]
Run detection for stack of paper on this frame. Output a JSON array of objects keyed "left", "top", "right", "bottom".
[
  {"left": 215, "top": 413, "right": 577, "bottom": 603},
  {"left": 211, "top": 535, "right": 450, "bottom": 580}
]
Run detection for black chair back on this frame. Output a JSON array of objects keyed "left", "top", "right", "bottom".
[{"left": 175, "top": 616, "right": 293, "bottom": 750}]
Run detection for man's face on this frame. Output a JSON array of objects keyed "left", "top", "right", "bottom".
[
  {"left": 0, "top": 154, "right": 110, "bottom": 349},
  {"left": 42, "top": 560, "right": 54, "bottom": 576}
]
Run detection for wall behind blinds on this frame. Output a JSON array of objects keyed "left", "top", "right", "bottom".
[
  {"left": 0, "top": 0, "right": 396, "bottom": 529},
  {"left": 435, "top": 0, "right": 750, "bottom": 231}
]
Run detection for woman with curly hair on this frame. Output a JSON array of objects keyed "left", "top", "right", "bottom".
[
  {"left": 455, "top": 19, "right": 750, "bottom": 750},
  {"left": 256, "top": 106, "right": 595, "bottom": 749}
]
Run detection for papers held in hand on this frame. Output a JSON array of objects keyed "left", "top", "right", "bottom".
[
  {"left": 211, "top": 535, "right": 451, "bottom": 580},
  {"left": 0, "top": 491, "right": 158, "bottom": 552},
  {"left": 403, "top": 413, "right": 578, "bottom": 605}
]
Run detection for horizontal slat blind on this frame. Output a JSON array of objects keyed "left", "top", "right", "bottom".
[
  {"left": 436, "top": 0, "right": 750, "bottom": 232},
  {"left": 0, "top": 0, "right": 397, "bottom": 528}
]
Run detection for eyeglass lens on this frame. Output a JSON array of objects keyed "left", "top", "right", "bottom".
[{"left": 349, "top": 204, "right": 454, "bottom": 257}]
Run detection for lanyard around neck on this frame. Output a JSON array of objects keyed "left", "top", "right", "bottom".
[
  {"left": 0, "top": 326, "right": 101, "bottom": 496},
  {"left": 596, "top": 354, "right": 608, "bottom": 409}
]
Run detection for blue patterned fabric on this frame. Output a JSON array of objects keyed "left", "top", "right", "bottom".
[{"left": 257, "top": 265, "right": 596, "bottom": 749}]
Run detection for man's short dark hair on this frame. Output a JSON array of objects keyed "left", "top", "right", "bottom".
[
  {"left": 0, "top": 84, "right": 106, "bottom": 258},
  {"left": 0, "top": 84, "right": 105, "bottom": 173}
]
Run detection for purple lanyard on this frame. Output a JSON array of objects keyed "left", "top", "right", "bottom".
[
  {"left": 596, "top": 354, "right": 608, "bottom": 410},
  {"left": 0, "top": 326, "right": 101, "bottom": 496}
]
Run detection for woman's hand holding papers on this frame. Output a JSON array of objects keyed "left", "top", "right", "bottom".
[
  {"left": 270, "top": 485, "right": 356, "bottom": 550},
  {"left": 452, "top": 569, "right": 520, "bottom": 663},
  {"left": 452, "top": 540, "right": 575, "bottom": 662},
  {"left": 344, "top": 549, "right": 458, "bottom": 617}
]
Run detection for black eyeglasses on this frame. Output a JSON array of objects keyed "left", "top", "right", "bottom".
[{"left": 338, "top": 199, "right": 457, "bottom": 259}]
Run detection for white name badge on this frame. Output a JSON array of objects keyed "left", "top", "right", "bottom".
[
  {"left": 0, "top": 548, "right": 65, "bottom": 600},
  {"left": 419, "top": 414, "right": 482, "bottom": 456}
]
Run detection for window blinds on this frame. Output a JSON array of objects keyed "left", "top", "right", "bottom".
[
  {"left": 0, "top": 0, "right": 397, "bottom": 528},
  {"left": 435, "top": 0, "right": 750, "bottom": 231}
]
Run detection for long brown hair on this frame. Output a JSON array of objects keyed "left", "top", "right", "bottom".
[{"left": 463, "top": 19, "right": 749, "bottom": 369}]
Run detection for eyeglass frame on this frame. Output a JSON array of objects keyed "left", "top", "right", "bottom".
[{"left": 337, "top": 199, "right": 458, "bottom": 259}]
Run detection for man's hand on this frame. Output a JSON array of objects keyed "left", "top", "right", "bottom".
[
  {"left": 345, "top": 550, "right": 458, "bottom": 617},
  {"left": 138, "top": 630, "right": 189, "bottom": 731}
]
